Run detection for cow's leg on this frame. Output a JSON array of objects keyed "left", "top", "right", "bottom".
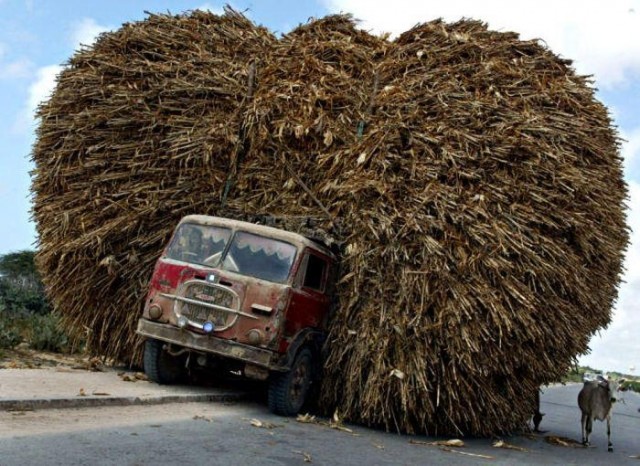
[
  {"left": 585, "top": 415, "right": 593, "bottom": 446},
  {"left": 581, "top": 412, "right": 588, "bottom": 446},
  {"left": 533, "top": 389, "right": 544, "bottom": 432},
  {"left": 607, "top": 415, "right": 613, "bottom": 452}
]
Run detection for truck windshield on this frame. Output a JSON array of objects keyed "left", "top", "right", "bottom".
[
  {"left": 221, "top": 231, "right": 296, "bottom": 284},
  {"left": 165, "top": 224, "right": 296, "bottom": 284},
  {"left": 165, "top": 223, "right": 232, "bottom": 266}
]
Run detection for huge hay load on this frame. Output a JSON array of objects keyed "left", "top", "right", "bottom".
[{"left": 32, "top": 9, "right": 628, "bottom": 436}]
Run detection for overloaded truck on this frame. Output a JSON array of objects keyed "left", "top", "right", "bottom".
[{"left": 136, "top": 215, "right": 338, "bottom": 415}]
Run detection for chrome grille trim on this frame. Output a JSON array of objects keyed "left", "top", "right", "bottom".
[
  {"left": 159, "top": 293, "right": 256, "bottom": 319},
  {"left": 164, "top": 279, "right": 246, "bottom": 331}
]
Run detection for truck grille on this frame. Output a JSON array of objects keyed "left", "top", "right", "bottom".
[{"left": 176, "top": 281, "right": 239, "bottom": 331}]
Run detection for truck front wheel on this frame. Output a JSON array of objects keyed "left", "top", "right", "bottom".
[
  {"left": 143, "top": 338, "right": 185, "bottom": 384},
  {"left": 268, "top": 348, "right": 313, "bottom": 416}
]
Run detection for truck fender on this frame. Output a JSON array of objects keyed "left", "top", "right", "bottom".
[{"left": 278, "top": 328, "right": 325, "bottom": 378}]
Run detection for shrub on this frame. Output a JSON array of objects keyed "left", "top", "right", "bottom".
[
  {"left": 26, "top": 313, "right": 69, "bottom": 353},
  {"left": 0, "top": 309, "right": 23, "bottom": 349},
  {"left": 0, "top": 250, "right": 51, "bottom": 316},
  {"left": 623, "top": 380, "right": 640, "bottom": 393}
]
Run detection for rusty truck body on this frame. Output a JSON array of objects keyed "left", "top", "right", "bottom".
[{"left": 136, "top": 215, "right": 337, "bottom": 415}]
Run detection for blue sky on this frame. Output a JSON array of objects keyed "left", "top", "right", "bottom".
[{"left": 1, "top": 0, "right": 638, "bottom": 373}]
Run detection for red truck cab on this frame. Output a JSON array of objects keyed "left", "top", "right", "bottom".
[{"left": 137, "top": 215, "right": 337, "bottom": 415}]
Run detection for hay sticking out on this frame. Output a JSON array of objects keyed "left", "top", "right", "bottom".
[{"left": 31, "top": 10, "right": 628, "bottom": 436}]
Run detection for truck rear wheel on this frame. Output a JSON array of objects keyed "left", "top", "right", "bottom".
[
  {"left": 143, "top": 338, "right": 185, "bottom": 384},
  {"left": 268, "top": 348, "right": 313, "bottom": 416}
]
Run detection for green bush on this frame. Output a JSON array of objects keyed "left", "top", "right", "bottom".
[
  {"left": 26, "top": 313, "right": 69, "bottom": 353},
  {"left": 623, "top": 380, "right": 640, "bottom": 393},
  {"left": 0, "top": 321, "right": 22, "bottom": 349},
  {"left": 561, "top": 365, "right": 593, "bottom": 383},
  {"left": 0, "top": 310, "right": 23, "bottom": 349},
  {"left": 0, "top": 250, "right": 72, "bottom": 354},
  {"left": 0, "top": 280, "right": 50, "bottom": 315},
  {"left": 0, "top": 250, "right": 51, "bottom": 316}
]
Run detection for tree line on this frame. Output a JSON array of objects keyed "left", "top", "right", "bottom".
[
  {"left": 0, "top": 250, "right": 69, "bottom": 353},
  {"left": 0, "top": 250, "right": 50, "bottom": 316}
]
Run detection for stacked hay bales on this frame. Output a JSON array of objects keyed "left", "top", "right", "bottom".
[{"left": 31, "top": 9, "right": 628, "bottom": 436}]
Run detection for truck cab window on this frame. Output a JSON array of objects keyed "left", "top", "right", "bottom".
[
  {"left": 303, "top": 254, "right": 327, "bottom": 291},
  {"left": 166, "top": 223, "right": 231, "bottom": 266}
]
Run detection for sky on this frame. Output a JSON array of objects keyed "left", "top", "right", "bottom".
[{"left": 0, "top": 0, "right": 638, "bottom": 374}]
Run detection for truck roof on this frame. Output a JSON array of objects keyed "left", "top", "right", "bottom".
[{"left": 179, "top": 215, "right": 336, "bottom": 260}]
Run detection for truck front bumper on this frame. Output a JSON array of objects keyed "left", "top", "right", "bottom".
[{"left": 137, "top": 319, "right": 280, "bottom": 370}]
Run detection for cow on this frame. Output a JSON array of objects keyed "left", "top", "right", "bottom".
[{"left": 577, "top": 375, "right": 626, "bottom": 452}]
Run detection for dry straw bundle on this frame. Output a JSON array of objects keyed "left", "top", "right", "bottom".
[
  {"left": 33, "top": 9, "right": 276, "bottom": 360},
  {"left": 32, "top": 9, "right": 628, "bottom": 436}
]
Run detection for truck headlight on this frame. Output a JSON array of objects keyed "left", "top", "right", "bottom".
[
  {"left": 247, "top": 329, "right": 263, "bottom": 345},
  {"left": 148, "top": 304, "right": 163, "bottom": 320}
]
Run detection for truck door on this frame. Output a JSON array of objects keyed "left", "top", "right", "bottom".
[{"left": 285, "top": 250, "right": 331, "bottom": 336}]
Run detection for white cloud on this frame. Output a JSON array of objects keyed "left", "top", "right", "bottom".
[
  {"left": 580, "top": 281, "right": 640, "bottom": 374},
  {"left": 0, "top": 57, "right": 33, "bottom": 79},
  {"left": 622, "top": 127, "right": 640, "bottom": 177},
  {"left": 578, "top": 178, "right": 640, "bottom": 374},
  {"left": 12, "top": 17, "right": 111, "bottom": 134},
  {"left": 12, "top": 64, "right": 62, "bottom": 134},
  {"left": 196, "top": 3, "right": 224, "bottom": 15},
  {"left": 0, "top": 42, "right": 33, "bottom": 79},
  {"left": 325, "top": 0, "right": 640, "bottom": 90},
  {"left": 27, "top": 65, "right": 62, "bottom": 113},
  {"left": 582, "top": 137, "right": 640, "bottom": 373},
  {"left": 622, "top": 180, "right": 640, "bottom": 282},
  {"left": 70, "top": 18, "right": 112, "bottom": 49}
]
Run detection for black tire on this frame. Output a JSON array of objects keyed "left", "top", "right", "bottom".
[
  {"left": 143, "top": 338, "right": 185, "bottom": 384},
  {"left": 268, "top": 348, "right": 313, "bottom": 416}
]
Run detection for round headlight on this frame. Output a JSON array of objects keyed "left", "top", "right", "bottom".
[
  {"left": 177, "top": 315, "right": 189, "bottom": 328},
  {"left": 247, "top": 329, "right": 263, "bottom": 345},
  {"left": 202, "top": 321, "right": 214, "bottom": 333},
  {"left": 148, "top": 304, "right": 163, "bottom": 320}
]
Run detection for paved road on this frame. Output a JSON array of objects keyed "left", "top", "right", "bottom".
[
  {"left": 538, "top": 383, "right": 640, "bottom": 455},
  {"left": 0, "top": 384, "right": 638, "bottom": 465}
]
